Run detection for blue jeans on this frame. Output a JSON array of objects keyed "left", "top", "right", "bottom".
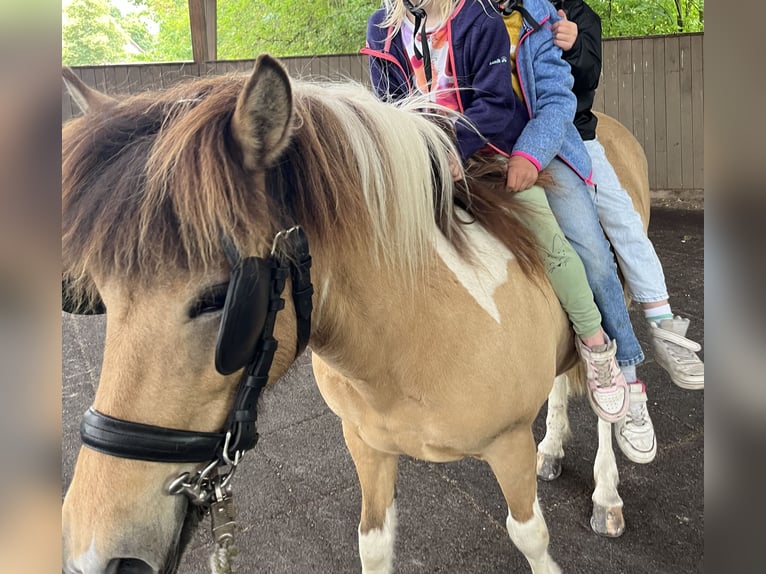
[
  {"left": 544, "top": 158, "right": 644, "bottom": 367},
  {"left": 584, "top": 138, "right": 669, "bottom": 303}
]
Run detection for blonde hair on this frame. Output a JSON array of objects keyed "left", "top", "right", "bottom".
[{"left": 380, "top": 0, "right": 462, "bottom": 34}]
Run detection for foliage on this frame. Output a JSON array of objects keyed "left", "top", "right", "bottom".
[
  {"left": 62, "top": 0, "right": 704, "bottom": 66},
  {"left": 588, "top": 0, "right": 704, "bottom": 37},
  {"left": 62, "top": 0, "right": 131, "bottom": 65}
]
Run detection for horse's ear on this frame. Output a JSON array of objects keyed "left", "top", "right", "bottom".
[
  {"left": 231, "top": 54, "right": 294, "bottom": 170},
  {"left": 62, "top": 68, "right": 116, "bottom": 114}
]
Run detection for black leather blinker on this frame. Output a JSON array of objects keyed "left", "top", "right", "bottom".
[{"left": 214, "top": 256, "right": 279, "bottom": 375}]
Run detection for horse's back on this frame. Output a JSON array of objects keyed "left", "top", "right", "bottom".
[{"left": 594, "top": 112, "right": 650, "bottom": 231}]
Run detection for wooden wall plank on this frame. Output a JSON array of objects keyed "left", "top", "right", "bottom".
[
  {"left": 112, "top": 66, "right": 130, "bottom": 94},
  {"left": 601, "top": 39, "right": 619, "bottom": 119},
  {"left": 103, "top": 66, "right": 118, "bottom": 94},
  {"left": 678, "top": 35, "right": 694, "bottom": 191},
  {"left": 139, "top": 65, "right": 162, "bottom": 91},
  {"left": 641, "top": 38, "right": 657, "bottom": 189},
  {"left": 652, "top": 37, "right": 667, "bottom": 190},
  {"left": 630, "top": 39, "right": 644, "bottom": 148},
  {"left": 126, "top": 66, "right": 142, "bottom": 93},
  {"left": 358, "top": 55, "right": 371, "bottom": 88},
  {"left": 690, "top": 35, "right": 704, "bottom": 190},
  {"left": 664, "top": 36, "right": 683, "bottom": 190},
  {"left": 617, "top": 39, "right": 633, "bottom": 129},
  {"left": 327, "top": 55, "right": 341, "bottom": 80}
]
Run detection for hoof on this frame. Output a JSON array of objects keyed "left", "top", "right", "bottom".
[
  {"left": 536, "top": 452, "right": 562, "bottom": 481},
  {"left": 590, "top": 504, "right": 625, "bottom": 538}
]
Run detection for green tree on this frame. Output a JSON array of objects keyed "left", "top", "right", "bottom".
[
  {"left": 63, "top": 0, "right": 131, "bottom": 65},
  {"left": 127, "top": 0, "right": 378, "bottom": 60},
  {"left": 589, "top": 0, "right": 704, "bottom": 37},
  {"left": 128, "top": 0, "right": 194, "bottom": 62}
]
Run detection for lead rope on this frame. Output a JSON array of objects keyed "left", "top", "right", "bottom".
[
  {"left": 210, "top": 541, "right": 237, "bottom": 574},
  {"left": 209, "top": 482, "right": 238, "bottom": 574}
]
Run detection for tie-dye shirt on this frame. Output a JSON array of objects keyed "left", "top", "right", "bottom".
[{"left": 401, "top": 17, "right": 460, "bottom": 111}]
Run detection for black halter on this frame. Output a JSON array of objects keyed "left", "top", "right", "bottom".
[{"left": 77, "top": 226, "right": 313, "bottom": 465}]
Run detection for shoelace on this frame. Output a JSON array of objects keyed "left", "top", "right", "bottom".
[
  {"left": 626, "top": 397, "right": 648, "bottom": 427},
  {"left": 593, "top": 357, "right": 617, "bottom": 389}
]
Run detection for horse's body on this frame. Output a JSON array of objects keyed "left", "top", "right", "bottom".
[{"left": 61, "top": 57, "right": 648, "bottom": 574}]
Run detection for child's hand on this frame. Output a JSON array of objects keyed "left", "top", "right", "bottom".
[
  {"left": 551, "top": 10, "right": 578, "bottom": 51},
  {"left": 506, "top": 155, "right": 539, "bottom": 192},
  {"left": 449, "top": 155, "right": 464, "bottom": 182}
]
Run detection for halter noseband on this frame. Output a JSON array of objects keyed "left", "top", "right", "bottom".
[{"left": 77, "top": 226, "right": 313, "bottom": 504}]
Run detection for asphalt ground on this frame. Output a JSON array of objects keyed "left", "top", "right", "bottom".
[{"left": 62, "top": 206, "right": 704, "bottom": 574}]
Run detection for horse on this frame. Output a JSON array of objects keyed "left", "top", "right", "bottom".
[{"left": 61, "top": 55, "right": 648, "bottom": 574}]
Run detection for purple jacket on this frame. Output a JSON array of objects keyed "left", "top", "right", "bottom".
[{"left": 363, "top": 0, "right": 528, "bottom": 162}]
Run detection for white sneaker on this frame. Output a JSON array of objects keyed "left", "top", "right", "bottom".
[
  {"left": 577, "top": 336, "right": 629, "bottom": 423},
  {"left": 651, "top": 317, "right": 704, "bottom": 390},
  {"left": 615, "top": 382, "right": 657, "bottom": 464}
]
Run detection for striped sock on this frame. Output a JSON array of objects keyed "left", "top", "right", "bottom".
[{"left": 644, "top": 303, "right": 673, "bottom": 325}]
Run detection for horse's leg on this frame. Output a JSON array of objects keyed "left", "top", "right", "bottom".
[
  {"left": 590, "top": 419, "right": 625, "bottom": 537},
  {"left": 536, "top": 374, "right": 571, "bottom": 481},
  {"left": 486, "top": 429, "right": 562, "bottom": 574},
  {"left": 342, "top": 421, "right": 399, "bottom": 574}
]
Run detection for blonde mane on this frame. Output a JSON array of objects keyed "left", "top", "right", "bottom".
[{"left": 62, "top": 72, "right": 540, "bottom": 306}]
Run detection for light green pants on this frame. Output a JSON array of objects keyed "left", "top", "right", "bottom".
[{"left": 516, "top": 186, "right": 602, "bottom": 339}]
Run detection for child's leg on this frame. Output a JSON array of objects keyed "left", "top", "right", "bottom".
[
  {"left": 541, "top": 161, "right": 655, "bottom": 463},
  {"left": 514, "top": 187, "right": 602, "bottom": 340},
  {"left": 515, "top": 186, "right": 628, "bottom": 423},
  {"left": 584, "top": 138, "right": 668, "bottom": 305},
  {"left": 542, "top": 159, "right": 645, "bottom": 371},
  {"left": 585, "top": 138, "right": 704, "bottom": 390}
]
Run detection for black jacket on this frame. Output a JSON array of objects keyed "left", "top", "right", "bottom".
[{"left": 552, "top": 0, "right": 602, "bottom": 140}]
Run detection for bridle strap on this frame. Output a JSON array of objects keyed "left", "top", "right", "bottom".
[
  {"left": 80, "top": 407, "right": 225, "bottom": 463},
  {"left": 222, "top": 257, "right": 288, "bottom": 455},
  {"left": 283, "top": 226, "right": 313, "bottom": 358}
]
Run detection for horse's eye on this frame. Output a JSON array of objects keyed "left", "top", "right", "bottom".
[{"left": 189, "top": 283, "right": 229, "bottom": 318}]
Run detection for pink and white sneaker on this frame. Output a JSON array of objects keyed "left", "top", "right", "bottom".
[{"left": 577, "top": 336, "right": 630, "bottom": 423}]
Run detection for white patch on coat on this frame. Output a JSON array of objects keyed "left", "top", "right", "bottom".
[
  {"left": 506, "top": 498, "right": 562, "bottom": 574},
  {"left": 358, "top": 502, "right": 397, "bottom": 574},
  {"left": 435, "top": 216, "right": 514, "bottom": 324}
]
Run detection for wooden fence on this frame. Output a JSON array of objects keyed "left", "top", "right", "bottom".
[{"left": 62, "top": 33, "right": 703, "bottom": 194}]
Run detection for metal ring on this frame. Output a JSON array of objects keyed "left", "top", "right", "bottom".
[{"left": 221, "top": 431, "right": 243, "bottom": 467}]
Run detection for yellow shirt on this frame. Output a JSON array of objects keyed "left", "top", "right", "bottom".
[{"left": 503, "top": 11, "right": 524, "bottom": 101}]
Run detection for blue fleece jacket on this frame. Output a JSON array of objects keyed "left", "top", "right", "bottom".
[
  {"left": 363, "top": 0, "right": 528, "bottom": 162},
  {"left": 506, "top": 0, "right": 592, "bottom": 181}
]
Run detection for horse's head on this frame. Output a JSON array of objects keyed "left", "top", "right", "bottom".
[{"left": 62, "top": 56, "right": 305, "bottom": 574}]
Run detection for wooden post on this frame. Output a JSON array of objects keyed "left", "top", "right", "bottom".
[{"left": 188, "top": 0, "right": 217, "bottom": 63}]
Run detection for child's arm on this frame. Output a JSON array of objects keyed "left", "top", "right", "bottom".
[
  {"left": 510, "top": 11, "right": 577, "bottom": 173},
  {"left": 559, "top": 6, "right": 602, "bottom": 93},
  {"left": 454, "top": 17, "right": 518, "bottom": 161}
]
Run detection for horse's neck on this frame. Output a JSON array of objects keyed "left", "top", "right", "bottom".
[{"left": 309, "top": 247, "right": 424, "bottom": 382}]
